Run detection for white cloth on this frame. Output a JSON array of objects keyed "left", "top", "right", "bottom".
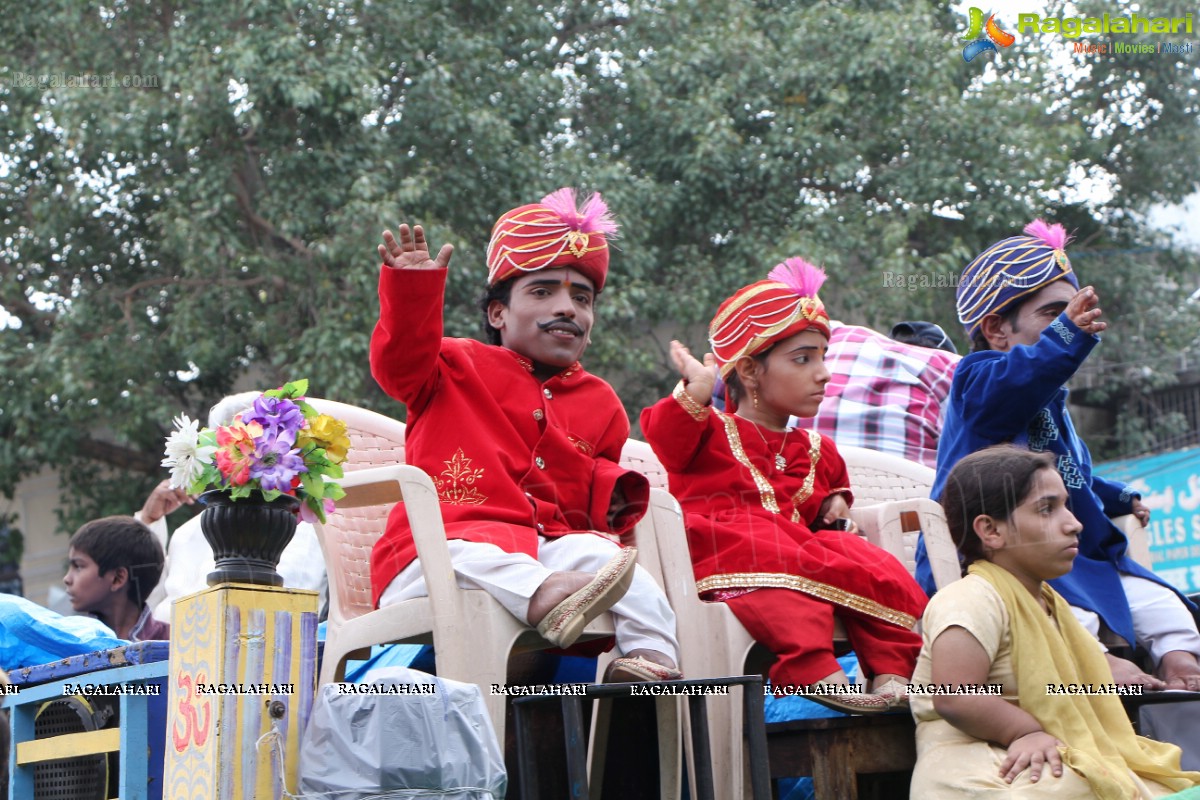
[
  {"left": 137, "top": 512, "right": 169, "bottom": 551},
  {"left": 139, "top": 514, "right": 169, "bottom": 616},
  {"left": 1069, "top": 573, "right": 1200, "bottom": 665},
  {"left": 379, "top": 536, "right": 679, "bottom": 661},
  {"left": 146, "top": 515, "right": 328, "bottom": 623}
]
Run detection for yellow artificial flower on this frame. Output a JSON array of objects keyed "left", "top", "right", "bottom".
[{"left": 299, "top": 414, "right": 351, "bottom": 465}]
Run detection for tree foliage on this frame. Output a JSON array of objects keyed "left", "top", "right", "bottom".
[{"left": 2, "top": 0, "right": 1198, "bottom": 533}]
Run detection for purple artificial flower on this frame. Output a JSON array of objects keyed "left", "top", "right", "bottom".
[
  {"left": 298, "top": 497, "right": 336, "bottom": 525},
  {"left": 249, "top": 427, "right": 309, "bottom": 493},
  {"left": 243, "top": 395, "right": 306, "bottom": 438}
]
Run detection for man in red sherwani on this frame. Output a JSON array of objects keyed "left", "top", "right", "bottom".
[{"left": 369, "top": 189, "right": 679, "bottom": 682}]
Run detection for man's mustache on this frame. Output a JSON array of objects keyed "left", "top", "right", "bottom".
[{"left": 537, "top": 319, "right": 583, "bottom": 336}]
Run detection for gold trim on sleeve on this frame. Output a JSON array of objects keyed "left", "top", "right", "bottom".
[{"left": 672, "top": 380, "right": 712, "bottom": 421}]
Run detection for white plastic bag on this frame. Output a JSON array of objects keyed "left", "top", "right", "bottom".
[{"left": 299, "top": 667, "right": 506, "bottom": 800}]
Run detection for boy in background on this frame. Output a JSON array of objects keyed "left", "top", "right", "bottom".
[{"left": 63, "top": 516, "right": 169, "bottom": 641}]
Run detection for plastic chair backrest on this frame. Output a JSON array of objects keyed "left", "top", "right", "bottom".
[
  {"left": 838, "top": 444, "right": 935, "bottom": 505},
  {"left": 307, "top": 398, "right": 406, "bottom": 473},
  {"left": 306, "top": 399, "right": 406, "bottom": 623},
  {"left": 621, "top": 438, "right": 671, "bottom": 491}
]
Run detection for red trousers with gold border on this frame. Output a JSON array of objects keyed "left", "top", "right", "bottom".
[{"left": 725, "top": 587, "right": 921, "bottom": 689}]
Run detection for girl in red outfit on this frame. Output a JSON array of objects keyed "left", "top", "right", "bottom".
[{"left": 641, "top": 259, "right": 928, "bottom": 712}]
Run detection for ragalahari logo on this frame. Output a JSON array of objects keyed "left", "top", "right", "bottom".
[{"left": 962, "top": 7, "right": 1016, "bottom": 62}]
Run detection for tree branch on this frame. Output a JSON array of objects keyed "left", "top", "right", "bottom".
[
  {"left": 77, "top": 436, "right": 163, "bottom": 475},
  {"left": 553, "top": 15, "right": 629, "bottom": 57},
  {"left": 117, "top": 275, "right": 280, "bottom": 329},
  {"left": 231, "top": 153, "right": 314, "bottom": 259}
]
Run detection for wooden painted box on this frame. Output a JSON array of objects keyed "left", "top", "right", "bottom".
[{"left": 164, "top": 584, "right": 318, "bottom": 800}]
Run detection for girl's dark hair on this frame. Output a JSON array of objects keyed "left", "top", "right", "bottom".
[
  {"left": 724, "top": 348, "right": 772, "bottom": 409},
  {"left": 69, "top": 516, "right": 165, "bottom": 607},
  {"left": 477, "top": 279, "right": 514, "bottom": 345},
  {"left": 940, "top": 445, "right": 1057, "bottom": 572}
]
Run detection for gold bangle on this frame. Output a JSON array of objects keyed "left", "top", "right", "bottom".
[{"left": 673, "top": 380, "right": 711, "bottom": 421}]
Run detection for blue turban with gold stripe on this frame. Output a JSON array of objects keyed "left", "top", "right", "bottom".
[{"left": 956, "top": 220, "right": 1078, "bottom": 339}]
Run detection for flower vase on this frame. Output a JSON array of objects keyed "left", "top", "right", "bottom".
[{"left": 198, "top": 489, "right": 300, "bottom": 587}]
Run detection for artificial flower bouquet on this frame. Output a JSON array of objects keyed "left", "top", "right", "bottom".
[{"left": 162, "top": 379, "right": 349, "bottom": 523}]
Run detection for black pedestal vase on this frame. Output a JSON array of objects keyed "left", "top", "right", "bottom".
[{"left": 198, "top": 490, "right": 300, "bottom": 587}]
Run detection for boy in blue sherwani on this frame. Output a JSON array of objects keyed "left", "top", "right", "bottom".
[{"left": 918, "top": 220, "right": 1200, "bottom": 691}]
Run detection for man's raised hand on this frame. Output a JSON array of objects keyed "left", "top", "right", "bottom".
[
  {"left": 379, "top": 224, "right": 454, "bottom": 271},
  {"left": 1065, "top": 286, "right": 1106, "bottom": 335}
]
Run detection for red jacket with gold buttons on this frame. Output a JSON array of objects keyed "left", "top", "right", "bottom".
[{"left": 368, "top": 267, "right": 649, "bottom": 608}]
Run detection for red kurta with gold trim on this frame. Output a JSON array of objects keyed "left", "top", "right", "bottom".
[
  {"left": 368, "top": 267, "right": 649, "bottom": 608},
  {"left": 640, "top": 392, "right": 926, "bottom": 629}
]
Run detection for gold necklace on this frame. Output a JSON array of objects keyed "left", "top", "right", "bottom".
[
  {"left": 715, "top": 410, "right": 825, "bottom": 521},
  {"left": 746, "top": 417, "right": 791, "bottom": 472}
]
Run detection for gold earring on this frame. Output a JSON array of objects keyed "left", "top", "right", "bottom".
[{"left": 751, "top": 388, "right": 760, "bottom": 410}]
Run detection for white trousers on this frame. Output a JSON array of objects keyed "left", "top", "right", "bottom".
[
  {"left": 378, "top": 535, "right": 679, "bottom": 661},
  {"left": 1070, "top": 573, "right": 1200, "bottom": 665}
]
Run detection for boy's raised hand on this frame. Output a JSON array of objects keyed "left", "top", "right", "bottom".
[
  {"left": 1065, "top": 286, "right": 1106, "bottom": 335},
  {"left": 670, "top": 340, "right": 717, "bottom": 408},
  {"left": 379, "top": 224, "right": 454, "bottom": 271},
  {"left": 140, "top": 479, "right": 194, "bottom": 526}
]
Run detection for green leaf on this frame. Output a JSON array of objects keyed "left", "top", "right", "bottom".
[{"left": 2, "top": 0, "right": 1198, "bottom": 536}]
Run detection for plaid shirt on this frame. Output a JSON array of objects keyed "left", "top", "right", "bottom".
[{"left": 790, "top": 323, "right": 960, "bottom": 468}]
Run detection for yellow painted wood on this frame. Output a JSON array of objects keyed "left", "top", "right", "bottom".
[
  {"left": 17, "top": 728, "right": 121, "bottom": 763},
  {"left": 165, "top": 583, "right": 318, "bottom": 800}
]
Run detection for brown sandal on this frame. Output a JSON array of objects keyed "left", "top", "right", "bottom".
[
  {"left": 871, "top": 678, "right": 911, "bottom": 709},
  {"left": 770, "top": 681, "right": 892, "bottom": 715},
  {"left": 535, "top": 547, "right": 638, "bottom": 648},
  {"left": 604, "top": 656, "right": 683, "bottom": 683}
]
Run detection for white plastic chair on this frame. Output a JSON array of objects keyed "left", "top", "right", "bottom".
[
  {"left": 316, "top": 463, "right": 622, "bottom": 747},
  {"left": 839, "top": 444, "right": 936, "bottom": 504},
  {"left": 307, "top": 398, "right": 407, "bottom": 473},
  {"left": 838, "top": 444, "right": 961, "bottom": 589},
  {"left": 620, "top": 438, "right": 671, "bottom": 491},
  {"left": 620, "top": 439, "right": 960, "bottom": 798},
  {"left": 309, "top": 402, "right": 620, "bottom": 748}
]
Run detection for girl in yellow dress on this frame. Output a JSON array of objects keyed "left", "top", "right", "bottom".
[{"left": 911, "top": 445, "right": 1199, "bottom": 798}]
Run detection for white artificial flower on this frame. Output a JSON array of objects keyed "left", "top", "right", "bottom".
[{"left": 161, "top": 413, "right": 216, "bottom": 489}]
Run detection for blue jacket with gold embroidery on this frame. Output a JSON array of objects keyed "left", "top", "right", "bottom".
[{"left": 917, "top": 313, "right": 1191, "bottom": 646}]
